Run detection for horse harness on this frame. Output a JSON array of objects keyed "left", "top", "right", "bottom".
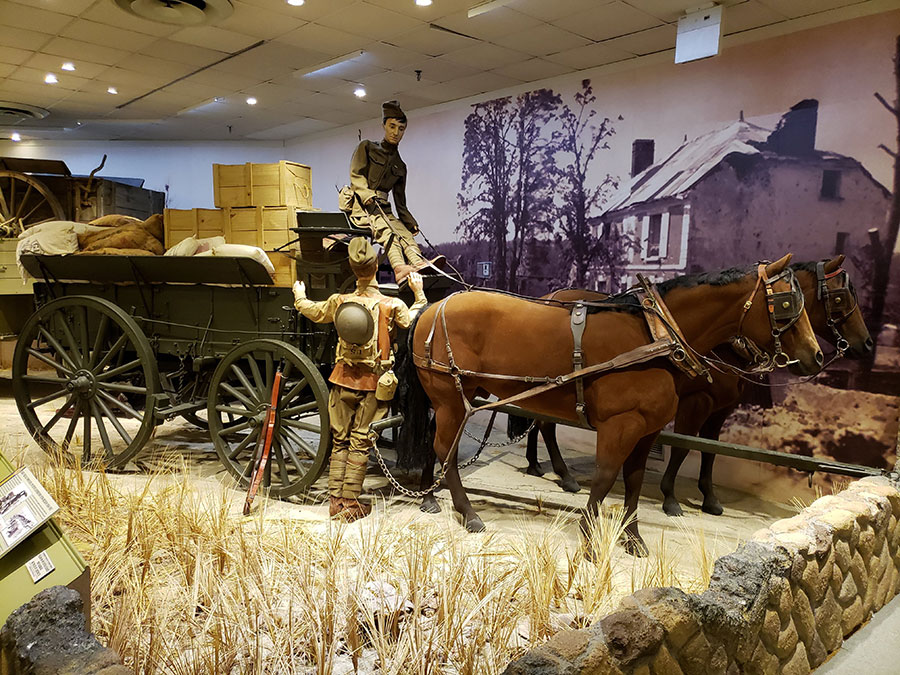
[{"left": 816, "top": 262, "right": 857, "bottom": 356}]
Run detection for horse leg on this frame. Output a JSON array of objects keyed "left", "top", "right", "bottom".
[
  {"left": 434, "top": 404, "right": 484, "bottom": 532},
  {"left": 697, "top": 408, "right": 732, "bottom": 516},
  {"left": 524, "top": 424, "right": 545, "bottom": 477},
  {"left": 621, "top": 435, "right": 654, "bottom": 557},
  {"left": 660, "top": 393, "right": 714, "bottom": 517},
  {"left": 542, "top": 423, "right": 581, "bottom": 493},
  {"left": 581, "top": 411, "right": 648, "bottom": 559},
  {"left": 420, "top": 417, "right": 441, "bottom": 514}
]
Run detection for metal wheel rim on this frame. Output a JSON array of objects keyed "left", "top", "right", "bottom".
[
  {"left": 0, "top": 171, "right": 65, "bottom": 234},
  {"left": 12, "top": 296, "right": 158, "bottom": 468},
  {"left": 207, "top": 339, "right": 331, "bottom": 498}
]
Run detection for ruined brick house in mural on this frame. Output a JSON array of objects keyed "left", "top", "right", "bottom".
[{"left": 592, "top": 100, "right": 891, "bottom": 318}]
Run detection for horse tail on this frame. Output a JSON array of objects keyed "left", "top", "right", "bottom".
[
  {"left": 395, "top": 308, "right": 435, "bottom": 470},
  {"left": 507, "top": 413, "right": 532, "bottom": 440}
]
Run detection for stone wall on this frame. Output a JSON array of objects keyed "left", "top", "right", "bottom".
[
  {"left": 0, "top": 586, "right": 128, "bottom": 675},
  {"left": 503, "top": 475, "right": 900, "bottom": 675}
]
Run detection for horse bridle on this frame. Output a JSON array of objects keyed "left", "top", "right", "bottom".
[
  {"left": 816, "top": 262, "right": 858, "bottom": 356},
  {"left": 735, "top": 263, "right": 806, "bottom": 369}
]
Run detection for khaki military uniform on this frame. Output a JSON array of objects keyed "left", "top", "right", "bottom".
[
  {"left": 294, "top": 278, "right": 426, "bottom": 500},
  {"left": 349, "top": 139, "right": 427, "bottom": 271}
]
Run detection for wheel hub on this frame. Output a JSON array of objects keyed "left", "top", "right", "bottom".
[{"left": 66, "top": 370, "right": 95, "bottom": 397}]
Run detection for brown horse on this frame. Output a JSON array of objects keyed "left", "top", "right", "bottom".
[
  {"left": 514, "top": 257, "right": 871, "bottom": 516},
  {"left": 398, "top": 255, "right": 823, "bottom": 554}
]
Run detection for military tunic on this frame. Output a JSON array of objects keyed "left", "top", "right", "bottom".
[
  {"left": 349, "top": 140, "right": 426, "bottom": 269},
  {"left": 294, "top": 278, "right": 426, "bottom": 499}
]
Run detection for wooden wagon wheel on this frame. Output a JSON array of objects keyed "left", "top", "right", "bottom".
[
  {"left": 12, "top": 296, "right": 159, "bottom": 469},
  {"left": 0, "top": 170, "right": 65, "bottom": 234},
  {"left": 208, "top": 339, "right": 330, "bottom": 498}
]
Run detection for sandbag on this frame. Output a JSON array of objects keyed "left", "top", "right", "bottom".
[
  {"left": 141, "top": 213, "right": 164, "bottom": 241},
  {"left": 197, "top": 243, "right": 276, "bottom": 276},
  {"left": 164, "top": 236, "right": 200, "bottom": 257},
  {"left": 89, "top": 214, "right": 141, "bottom": 228},
  {"left": 80, "top": 223, "right": 164, "bottom": 255},
  {"left": 76, "top": 248, "right": 156, "bottom": 256}
]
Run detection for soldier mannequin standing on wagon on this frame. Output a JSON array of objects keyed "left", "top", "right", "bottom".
[
  {"left": 292, "top": 238, "right": 427, "bottom": 521},
  {"left": 348, "top": 100, "right": 443, "bottom": 283}
]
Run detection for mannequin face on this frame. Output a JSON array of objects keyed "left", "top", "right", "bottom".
[{"left": 383, "top": 118, "right": 407, "bottom": 145}]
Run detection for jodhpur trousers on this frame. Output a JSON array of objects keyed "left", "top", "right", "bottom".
[{"left": 328, "top": 384, "right": 389, "bottom": 499}]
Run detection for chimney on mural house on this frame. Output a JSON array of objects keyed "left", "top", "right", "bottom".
[
  {"left": 766, "top": 99, "right": 818, "bottom": 156},
  {"left": 631, "top": 139, "right": 655, "bottom": 176}
]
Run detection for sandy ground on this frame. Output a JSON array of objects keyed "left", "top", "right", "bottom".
[{"left": 0, "top": 376, "right": 797, "bottom": 593}]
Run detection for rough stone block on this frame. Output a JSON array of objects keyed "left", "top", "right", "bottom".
[
  {"left": 875, "top": 556, "right": 893, "bottom": 611},
  {"left": 759, "top": 609, "right": 781, "bottom": 652},
  {"left": 775, "top": 620, "right": 800, "bottom": 661},
  {"left": 678, "top": 630, "right": 712, "bottom": 675},
  {"left": 770, "top": 516, "right": 806, "bottom": 534},
  {"left": 790, "top": 555, "right": 806, "bottom": 587},
  {"left": 545, "top": 628, "right": 590, "bottom": 663},
  {"left": 650, "top": 644, "right": 684, "bottom": 675},
  {"left": 779, "top": 643, "right": 812, "bottom": 675},
  {"left": 800, "top": 555, "right": 829, "bottom": 606},
  {"left": 637, "top": 592, "right": 701, "bottom": 652},
  {"left": 746, "top": 639, "right": 779, "bottom": 675},
  {"left": 857, "top": 526, "right": 876, "bottom": 561},
  {"left": 632, "top": 665, "right": 651, "bottom": 675},
  {"left": 775, "top": 581, "right": 794, "bottom": 627},
  {"left": 598, "top": 608, "right": 664, "bottom": 668},
  {"left": 840, "top": 596, "right": 864, "bottom": 637},
  {"left": 790, "top": 588, "right": 815, "bottom": 647},
  {"left": 816, "top": 509, "right": 857, "bottom": 541},
  {"left": 830, "top": 559, "right": 843, "bottom": 597},
  {"left": 708, "top": 644, "right": 729, "bottom": 675},
  {"left": 849, "top": 520, "right": 862, "bottom": 551},
  {"left": 803, "top": 628, "right": 828, "bottom": 669},
  {"left": 837, "top": 569, "right": 858, "bottom": 607},
  {"left": 849, "top": 551, "right": 868, "bottom": 597},
  {"left": 502, "top": 646, "right": 574, "bottom": 675},
  {"left": 814, "top": 587, "right": 843, "bottom": 653},
  {"left": 577, "top": 638, "right": 624, "bottom": 675},
  {"left": 833, "top": 539, "right": 851, "bottom": 574}
]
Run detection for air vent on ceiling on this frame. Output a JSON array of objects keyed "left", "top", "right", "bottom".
[
  {"left": 0, "top": 102, "right": 49, "bottom": 124},
  {"left": 113, "top": 0, "right": 234, "bottom": 26}
]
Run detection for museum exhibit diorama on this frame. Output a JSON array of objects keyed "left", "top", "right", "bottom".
[{"left": 1, "top": 0, "right": 900, "bottom": 673}]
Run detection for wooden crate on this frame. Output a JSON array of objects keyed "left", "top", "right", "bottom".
[
  {"left": 163, "top": 207, "right": 300, "bottom": 287},
  {"left": 213, "top": 161, "right": 312, "bottom": 209}
]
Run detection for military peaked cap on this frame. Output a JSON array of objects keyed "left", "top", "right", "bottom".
[{"left": 382, "top": 100, "right": 406, "bottom": 122}]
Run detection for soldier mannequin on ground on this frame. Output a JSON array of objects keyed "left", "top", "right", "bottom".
[
  {"left": 292, "top": 237, "right": 427, "bottom": 521},
  {"left": 349, "top": 100, "right": 444, "bottom": 283}
]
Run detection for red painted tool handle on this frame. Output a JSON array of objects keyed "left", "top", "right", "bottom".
[{"left": 243, "top": 369, "right": 283, "bottom": 515}]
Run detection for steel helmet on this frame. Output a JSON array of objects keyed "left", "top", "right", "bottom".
[{"left": 334, "top": 301, "right": 374, "bottom": 345}]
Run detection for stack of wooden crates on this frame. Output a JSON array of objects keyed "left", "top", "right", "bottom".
[{"left": 163, "top": 161, "right": 312, "bottom": 286}]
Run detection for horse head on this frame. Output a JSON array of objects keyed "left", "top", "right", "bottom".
[
  {"left": 800, "top": 255, "right": 873, "bottom": 359},
  {"left": 739, "top": 254, "right": 823, "bottom": 376}
]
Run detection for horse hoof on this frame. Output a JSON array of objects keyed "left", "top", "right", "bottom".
[
  {"left": 560, "top": 476, "right": 581, "bottom": 493},
  {"left": 526, "top": 464, "right": 546, "bottom": 477},
  {"left": 420, "top": 497, "right": 441, "bottom": 514},
  {"left": 662, "top": 498, "right": 684, "bottom": 517},
  {"left": 702, "top": 499, "right": 724, "bottom": 516},
  {"left": 465, "top": 516, "right": 485, "bottom": 533},
  {"left": 622, "top": 535, "right": 649, "bottom": 558}
]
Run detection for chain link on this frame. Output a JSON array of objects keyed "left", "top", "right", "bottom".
[{"left": 463, "top": 419, "right": 535, "bottom": 448}]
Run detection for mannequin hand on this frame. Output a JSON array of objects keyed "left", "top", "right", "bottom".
[
  {"left": 408, "top": 272, "right": 424, "bottom": 294},
  {"left": 292, "top": 280, "right": 306, "bottom": 303}
]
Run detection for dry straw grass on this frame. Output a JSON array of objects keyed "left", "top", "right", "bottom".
[{"left": 26, "top": 451, "right": 724, "bottom": 674}]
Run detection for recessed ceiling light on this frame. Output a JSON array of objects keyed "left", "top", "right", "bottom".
[
  {"left": 246, "top": 97, "right": 258, "bottom": 105},
  {"left": 11, "top": 132, "right": 21, "bottom": 142},
  {"left": 44, "top": 73, "right": 58, "bottom": 84},
  {"left": 287, "top": 0, "right": 304, "bottom": 5},
  {"left": 61, "top": 62, "right": 75, "bottom": 71},
  {"left": 416, "top": 0, "right": 433, "bottom": 6},
  {"left": 107, "top": 86, "right": 118, "bottom": 94},
  {"left": 354, "top": 86, "right": 366, "bottom": 98}
]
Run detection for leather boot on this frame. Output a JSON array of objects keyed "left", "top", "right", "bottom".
[
  {"left": 340, "top": 498, "right": 372, "bottom": 522},
  {"left": 393, "top": 263, "right": 414, "bottom": 283},
  {"left": 329, "top": 495, "right": 344, "bottom": 518}
]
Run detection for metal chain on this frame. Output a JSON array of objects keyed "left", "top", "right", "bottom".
[{"left": 463, "top": 418, "right": 535, "bottom": 448}]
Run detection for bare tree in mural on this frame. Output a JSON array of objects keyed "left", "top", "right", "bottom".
[
  {"left": 458, "top": 97, "right": 516, "bottom": 288},
  {"left": 557, "top": 79, "right": 622, "bottom": 288},
  {"left": 508, "top": 89, "right": 563, "bottom": 291},
  {"left": 872, "top": 34, "right": 900, "bottom": 335}
]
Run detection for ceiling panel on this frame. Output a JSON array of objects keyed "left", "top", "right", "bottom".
[
  {"left": 555, "top": 1, "right": 663, "bottom": 42},
  {"left": 42, "top": 36, "right": 126, "bottom": 66},
  {"left": 0, "top": 25, "right": 53, "bottom": 51},
  {"left": 605, "top": 23, "right": 677, "bottom": 56},
  {"left": 0, "top": 46, "right": 35, "bottom": 66},
  {"left": 247, "top": 117, "right": 339, "bottom": 141},
  {"left": 444, "top": 71, "right": 524, "bottom": 97},
  {"left": 0, "top": 1, "right": 75, "bottom": 35},
  {"left": 356, "top": 41, "right": 423, "bottom": 71},
  {"left": 316, "top": 2, "right": 426, "bottom": 40},
  {"left": 217, "top": 3, "right": 307, "bottom": 39},
  {"left": 441, "top": 42, "right": 531, "bottom": 69},
  {"left": 382, "top": 24, "right": 476, "bottom": 56},
  {"left": 212, "top": 42, "right": 329, "bottom": 79},
  {"left": 432, "top": 7, "right": 542, "bottom": 42},
  {"left": 23, "top": 53, "right": 109, "bottom": 79},
  {"left": 169, "top": 26, "right": 262, "bottom": 53},
  {"left": 622, "top": 0, "right": 706, "bottom": 23},
  {"left": 364, "top": 0, "right": 474, "bottom": 21},
  {"left": 493, "top": 23, "right": 592, "bottom": 57},
  {"left": 60, "top": 19, "right": 159, "bottom": 51},
  {"left": 7, "top": 0, "right": 95, "bottom": 16},
  {"left": 409, "top": 56, "right": 479, "bottom": 83},
  {"left": 722, "top": 1, "right": 788, "bottom": 34},
  {"left": 758, "top": 0, "right": 861, "bottom": 19},
  {"left": 113, "top": 53, "right": 197, "bottom": 80},
  {"left": 9, "top": 65, "right": 89, "bottom": 91},
  {"left": 138, "top": 40, "right": 228, "bottom": 66},
  {"left": 511, "top": 0, "right": 614, "bottom": 22},
  {"left": 276, "top": 23, "right": 368, "bottom": 56},
  {"left": 492, "top": 57, "right": 575, "bottom": 81},
  {"left": 544, "top": 41, "right": 633, "bottom": 69},
  {"left": 0, "top": 63, "right": 17, "bottom": 79},
  {"left": 81, "top": 2, "right": 180, "bottom": 37},
  {"left": 240, "top": 0, "right": 358, "bottom": 22},
  {"left": 190, "top": 68, "right": 262, "bottom": 91}
]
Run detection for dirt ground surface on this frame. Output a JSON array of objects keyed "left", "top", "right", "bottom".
[{"left": 0, "top": 376, "right": 796, "bottom": 591}]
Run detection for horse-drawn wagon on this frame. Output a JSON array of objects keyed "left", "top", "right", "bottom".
[{"left": 12, "top": 212, "right": 451, "bottom": 498}]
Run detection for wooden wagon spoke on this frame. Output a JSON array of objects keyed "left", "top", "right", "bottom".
[
  {"left": 272, "top": 439, "right": 291, "bottom": 487},
  {"left": 89, "top": 314, "right": 110, "bottom": 368},
  {"left": 96, "top": 358, "right": 144, "bottom": 382},
  {"left": 245, "top": 356, "right": 266, "bottom": 396},
  {"left": 37, "top": 325, "right": 79, "bottom": 371},
  {"left": 90, "top": 401, "right": 115, "bottom": 463},
  {"left": 93, "top": 333, "right": 128, "bottom": 373},
  {"left": 101, "top": 382, "right": 148, "bottom": 395},
  {"left": 97, "top": 390, "right": 142, "bottom": 421},
  {"left": 215, "top": 404, "right": 253, "bottom": 418},
  {"left": 281, "top": 426, "right": 316, "bottom": 459},
  {"left": 22, "top": 374, "right": 69, "bottom": 385},
  {"left": 281, "top": 400, "right": 318, "bottom": 417},
  {"left": 220, "top": 382, "right": 256, "bottom": 410},
  {"left": 40, "top": 396, "right": 76, "bottom": 434},
  {"left": 20, "top": 198, "right": 46, "bottom": 224},
  {"left": 95, "top": 396, "right": 133, "bottom": 445},
  {"left": 281, "top": 378, "right": 308, "bottom": 404},
  {"left": 228, "top": 430, "right": 260, "bottom": 460},
  {"left": 14, "top": 184, "right": 33, "bottom": 219},
  {"left": 78, "top": 306, "right": 90, "bottom": 365},
  {"left": 230, "top": 363, "right": 260, "bottom": 400},
  {"left": 26, "top": 347, "right": 73, "bottom": 375},
  {"left": 55, "top": 313, "right": 84, "bottom": 369},
  {"left": 26, "top": 387, "right": 69, "bottom": 410},
  {"left": 281, "top": 418, "right": 320, "bottom": 434},
  {"left": 218, "top": 419, "right": 253, "bottom": 437},
  {"left": 82, "top": 412, "right": 92, "bottom": 464},
  {"left": 62, "top": 401, "right": 82, "bottom": 450},
  {"left": 277, "top": 435, "right": 308, "bottom": 470}
]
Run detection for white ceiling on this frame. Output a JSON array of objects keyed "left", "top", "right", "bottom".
[{"left": 0, "top": 0, "right": 887, "bottom": 141}]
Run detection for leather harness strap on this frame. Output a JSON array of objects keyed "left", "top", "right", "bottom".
[{"left": 570, "top": 302, "right": 591, "bottom": 427}]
